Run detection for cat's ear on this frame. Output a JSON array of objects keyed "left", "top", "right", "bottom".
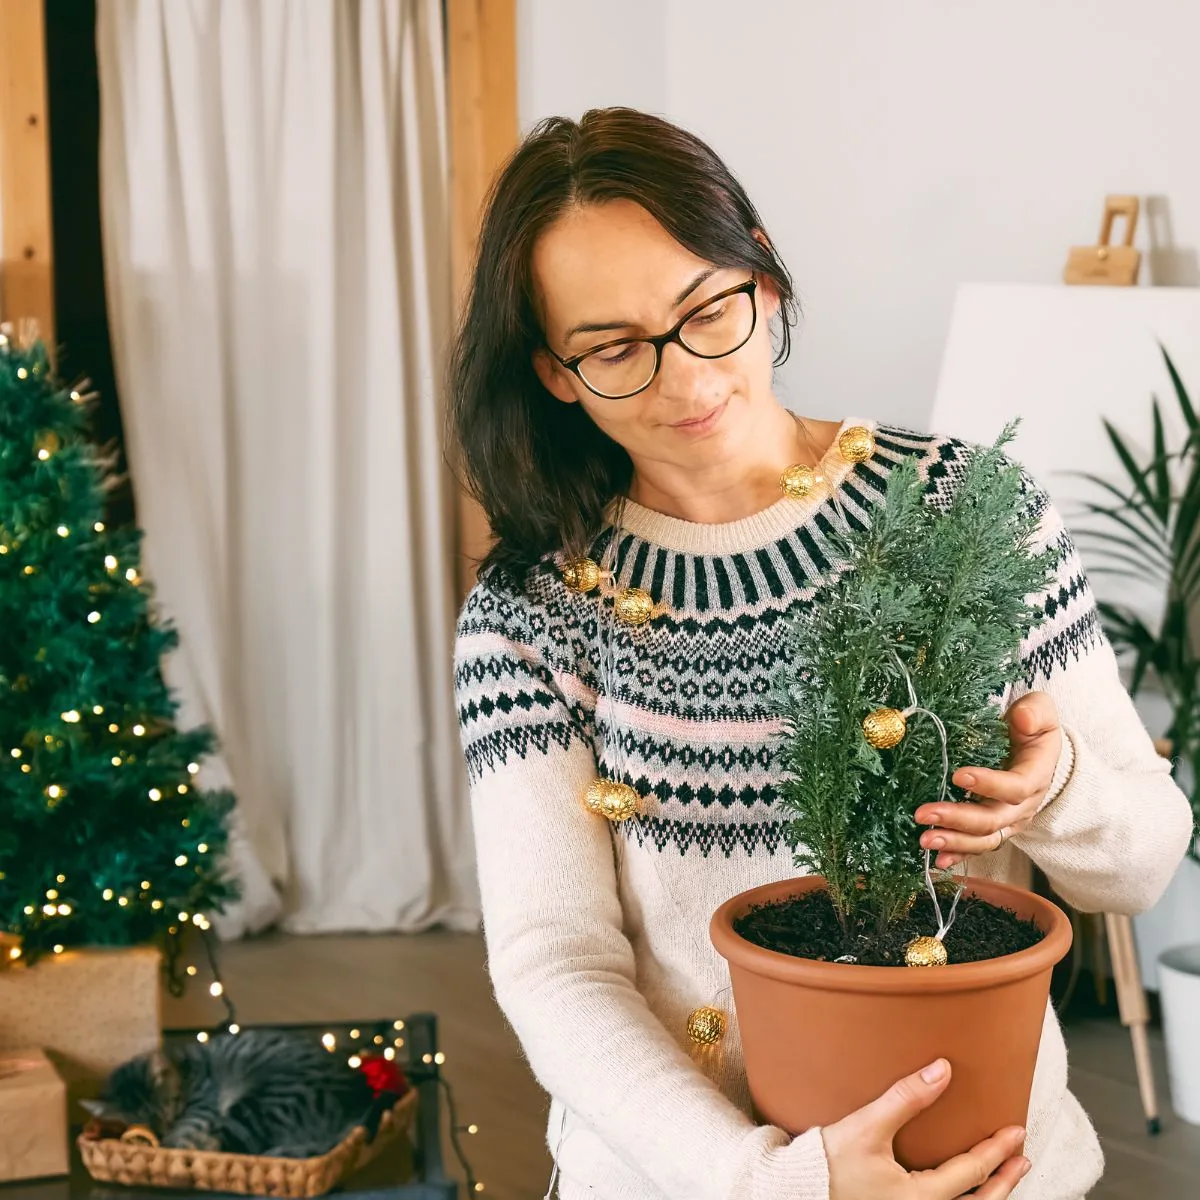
[
  {"left": 79, "top": 1097, "right": 130, "bottom": 1123},
  {"left": 147, "top": 1049, "right": 176, "bottom": 1085}
]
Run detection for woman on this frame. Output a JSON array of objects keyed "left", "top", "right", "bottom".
[{"left": 449, "top": 108, "right": 1192, "bottom": 1200}]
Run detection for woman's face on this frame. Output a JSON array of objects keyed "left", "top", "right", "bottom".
[{"left": 531, "top": 199, "right": 781, "bottom": 475}]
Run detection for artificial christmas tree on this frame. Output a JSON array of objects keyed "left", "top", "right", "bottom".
[{"left": 0, "top": 327, "right": 237, "bottom": 969}]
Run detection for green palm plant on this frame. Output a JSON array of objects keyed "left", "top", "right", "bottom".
[{"left": 1069, "top": 344, "right": 1200, "bottom": 863}]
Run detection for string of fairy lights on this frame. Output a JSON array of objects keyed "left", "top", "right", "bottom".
[
  {"left": 2, "top": 325, "right": 483, "bottom": 1192},
  {"left": 3, "top": 322, "right": 216, "bottom": 957}
]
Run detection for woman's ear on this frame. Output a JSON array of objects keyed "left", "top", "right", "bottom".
[
  {"left": 750, "top": 228, "right": 782, "bottom": 321},
  {"left": 533, "top": 349, "right": 580, "bottom": 405}
]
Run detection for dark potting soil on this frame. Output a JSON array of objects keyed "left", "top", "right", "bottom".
[{"left": 733, "top": 887, "right": 1045, "bottom": 967}]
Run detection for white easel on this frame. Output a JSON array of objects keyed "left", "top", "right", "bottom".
[{"left": 930, "top": 282, "right": 1200, "bottom": 1135}]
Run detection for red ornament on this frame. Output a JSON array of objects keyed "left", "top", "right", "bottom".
[{"left": 358, "top": 1054, "right": 407, "bottom": 1097}]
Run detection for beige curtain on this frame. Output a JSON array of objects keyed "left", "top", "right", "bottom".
[{"left": 96, "top": 0, "right": 479, "bottom": 934}]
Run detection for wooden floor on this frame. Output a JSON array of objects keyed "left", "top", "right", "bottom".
[{"left": 162, "top": 931, "right": 1200, "bottom": 1200}]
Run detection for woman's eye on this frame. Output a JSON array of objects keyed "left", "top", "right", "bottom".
[
  {"left": 690, "top": 302, "right": 727, "bottom": 326},
  {"left": 595, "top": 344, "right": 637, "bottom": 364}
]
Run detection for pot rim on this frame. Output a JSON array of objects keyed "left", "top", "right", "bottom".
[{"left": 710, "top": 875, "right": 1072, "bottom": 994}]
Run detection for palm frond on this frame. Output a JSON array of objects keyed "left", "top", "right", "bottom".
[
  {"left": 1072, "top": 527, "right": 1171, "bottom": 573},
  {"left": 1161, "top": 343, "right": 1199, "bottom": 431}
]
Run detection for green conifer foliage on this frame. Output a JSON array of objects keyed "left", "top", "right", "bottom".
[
  {"left": 776, "top": 426, "right": 1058, "bottom": 932},
  {"left": 0, "top": 337, "right": 236, "bottom": 961}
]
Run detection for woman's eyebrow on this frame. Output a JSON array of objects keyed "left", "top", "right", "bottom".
[{"left": 564, "top": 266, "right": 721, "bottom": 343}]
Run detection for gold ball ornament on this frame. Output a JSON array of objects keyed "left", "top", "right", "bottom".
[
  {"left": 614, "top": 587, "right": 655, "bottom": 626},
  {"left": 561, "top": 558, "right": 601, "bottom": 593},
  {"left": 863, "top": 707, "right": 907, "bottom": 749},
  {"left": 686, "top": 1005, "right": 727, "bottom": 1046},
  {"left": 905, "top": 936, "right": 949, "bottom": 967},
  {"left": 780, "top": 463, "right": 820, "bottom": 500},
  {"left": 838, "top": 425, "right": 875, "bottom": 463},
  {"left": 583, "top": 778, "right": 640, "bottom": 823}
]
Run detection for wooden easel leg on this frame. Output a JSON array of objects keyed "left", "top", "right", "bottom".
[{"left": 1104, "top": 912, "right": 1161, "bottom": 1134}]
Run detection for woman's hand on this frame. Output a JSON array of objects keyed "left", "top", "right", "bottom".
[
  {"left": 822, "top": 1058, "right": 1030, "bottom": 1200},
  {"left": 913, "top": 691, "right": 1063, "bottom": 871}
]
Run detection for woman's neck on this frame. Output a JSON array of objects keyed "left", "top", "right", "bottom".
[{"left": 625, "top": 405, "right": 837, "bottom": 524}]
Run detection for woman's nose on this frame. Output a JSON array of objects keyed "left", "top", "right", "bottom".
[{"left": 655, "top": 340, "right": 711, "bottom": 402}]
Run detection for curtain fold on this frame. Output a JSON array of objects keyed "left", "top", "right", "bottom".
[{"left": 96, "top": 0, "right": 479, "bottom": 934}]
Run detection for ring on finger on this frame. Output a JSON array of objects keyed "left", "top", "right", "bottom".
[{"left": 993, "top": 826, "right": 1011, "bottom": 851}]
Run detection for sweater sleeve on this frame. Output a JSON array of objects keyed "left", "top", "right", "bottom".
[
  {"left": 455, "top": 577, "right": 830, "bottom": 1200},
  {"left": 1005, "top": 489, "right": 1194, "bottom": 915}
]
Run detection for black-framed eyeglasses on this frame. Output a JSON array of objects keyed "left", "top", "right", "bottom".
[{"left": 547, "top": 277, "right": 758, "bottom": 400}]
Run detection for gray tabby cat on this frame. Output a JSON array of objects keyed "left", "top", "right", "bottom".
[{"left": 82, "top": 1029, "right": 380, "bottom": 1157}]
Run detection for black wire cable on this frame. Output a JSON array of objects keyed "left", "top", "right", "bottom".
[
  {"left": 197, "top": 923, "right": 239, "bottom": 1029},
  {"left": 438, "top": 1073, "right": 479, "bottom": 1193}
]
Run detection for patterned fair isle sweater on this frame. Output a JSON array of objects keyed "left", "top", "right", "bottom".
[{"left": 454, "top": 417, "right": 1194, "bottom": 1200}]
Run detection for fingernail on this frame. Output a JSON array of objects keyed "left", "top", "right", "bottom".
[
  {"left": 959, "top": 772, "right": 976, "bottom": 787},
  {"left": 920, "top": 1059, "right": 947, "bottom": 1084},
  {"left": 1020, "top": 1158, "right": 1031, "bottom": 1177},
  {"left": 930, "top": 836, "right": 945, "bottom": 849}
]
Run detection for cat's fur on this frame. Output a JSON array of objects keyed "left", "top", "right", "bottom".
[{"left": 81, "top": 1029, "right": 378, "bottom": 1157}]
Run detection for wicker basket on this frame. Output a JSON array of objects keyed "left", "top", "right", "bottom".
[{"left": 78, "top": 1089, "right": 417, "bottom": 1198}]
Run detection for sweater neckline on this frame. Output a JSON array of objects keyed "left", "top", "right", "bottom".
[{"left": 610, "top": 416, "right": 877, "bottom": 556}]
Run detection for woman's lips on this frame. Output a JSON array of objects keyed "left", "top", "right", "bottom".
[{"left": 669, "top": 399, "right": 728, "bottom": 435}]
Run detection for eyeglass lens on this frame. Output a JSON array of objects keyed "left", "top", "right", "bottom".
[{"left": 576, "top": 287, "right": 755, "bottom": 398}]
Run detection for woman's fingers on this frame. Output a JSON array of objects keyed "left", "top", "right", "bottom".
[
  {"left": 952, "top": 764, "right": 1045, "bottom": 805},
  {"left": 914, "top": 1126, "right": 1028, "bottom": 1200},
  {"left": 922, "top": 828, "right": 1013, "bottom": 866},
  {"left": 919, "top": 799, "right": 1011, "bottom": 838},
  {"left": 944, "top": 1153, "right": 1031, "bottom": 1200}
]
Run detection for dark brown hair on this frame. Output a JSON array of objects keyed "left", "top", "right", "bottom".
[{"left": 447, "top": 107, "right": 798, "bottom": 587}]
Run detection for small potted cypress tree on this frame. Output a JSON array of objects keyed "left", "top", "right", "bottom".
[{"left": 710, "top": 426, "right": 1073, "bottom": 1169}]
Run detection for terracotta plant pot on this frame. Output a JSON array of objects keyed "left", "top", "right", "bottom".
[{"left": 710, "top": 875, "right": 1072, "bottom": 1170}]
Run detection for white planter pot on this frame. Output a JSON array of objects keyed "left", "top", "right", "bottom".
[
  {"left": 1134, "top": 855, "right": 1200, "bottom": 990},
  {"left": 1160, "top": 943, "right": 1200, "bottom": 1125}
]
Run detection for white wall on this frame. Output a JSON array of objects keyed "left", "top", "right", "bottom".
[{"left": 518, "top": 0, "right": 1200, "bottom": 432}]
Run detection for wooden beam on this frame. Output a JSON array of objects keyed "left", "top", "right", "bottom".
[
  {"left": 447, "top": 0, "right": 518, "bottom": 600},
  {"left": 0, "top": 0, "right": 54, "bottom": 350}
]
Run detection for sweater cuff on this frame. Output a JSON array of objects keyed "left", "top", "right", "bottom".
[
  {"left": 726, "top": 1125, "right": 829, "bottom": 1200},
  {"left": 1036, "top": 725, "right": 1076, "bottom": 815}
]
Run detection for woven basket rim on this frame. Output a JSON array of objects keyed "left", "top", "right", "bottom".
[{"left": 78, "top": 1087, "right": 417, "bottom": 1166}]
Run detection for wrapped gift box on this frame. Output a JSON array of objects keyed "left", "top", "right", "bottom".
[
  {"left": 0, "top": 1048, "right": 69, "bottom": 1181},
  {"left": 0, "top": 946, "right": 161, "bottom": 1111}
]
